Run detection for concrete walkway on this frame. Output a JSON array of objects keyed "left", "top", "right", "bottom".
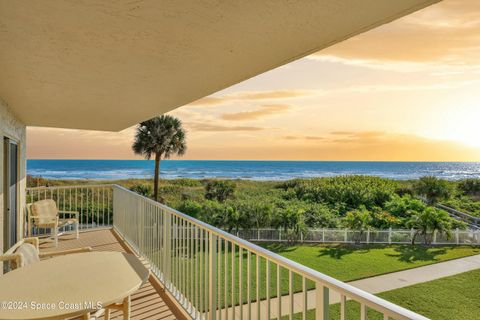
[{"left": 219, "top": 254, "right": 480, "bottom": 319}]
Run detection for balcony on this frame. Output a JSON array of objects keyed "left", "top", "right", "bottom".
[
  {"left": 39, "top": 228, "right": 182, "bottom": 320},
  {"left": 27, "top": 185, "right": 429, "bottom": 320}
]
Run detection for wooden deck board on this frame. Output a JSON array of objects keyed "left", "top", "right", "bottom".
[{"left": 39, "top": 229, "right": 181, "bottom": 320}]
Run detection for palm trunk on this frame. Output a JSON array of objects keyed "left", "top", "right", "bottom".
[{"left": 153, "top": 153, "right": 160, "bottom": 201}]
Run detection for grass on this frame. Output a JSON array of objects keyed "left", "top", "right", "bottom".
[
  {"left": 261, "top": 243, "right": 480, "bottom": 281},
  {"left": 286, "top": 269, "right": 480, "bottom": 320},
  {"left": 147, "top": 243, "right": 479, "bottom": 310}
]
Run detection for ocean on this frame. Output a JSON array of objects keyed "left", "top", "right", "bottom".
[{"left": 26, "top": 160, "right": 480, "bottom": 181}]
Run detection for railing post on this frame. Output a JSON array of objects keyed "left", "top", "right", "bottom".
[
  {"left": 344, "top": 229, "right": 348, "bottom": 243},
  {"left": 455, "top": 228, "right": 459, "bottom": 245},
  {"left": 477, "top": 230, "right": 480, "bottom": 245},
  {"left": 257, "top": 228, "right": 260, "bottom": 240},
  {"left": 163, "top": 212, "right": 171, "bottom": 287},
  {"left": 209, "top": 233, "right": 217, "bottom": 320},
  {"left": 433, "top": 230, "right": 437, "bottom": 244},
  {"left": 279, "top": 229, "right": 282, "bottom": 241},
  {"left": 366, "top": 229, "right": 370, "bottom": 244},
  {"left": 388, "top": 227, "right": 392, "bottom": 245},
  {"left": 315, "top": 284, "right": 329, "bottom": 320}
]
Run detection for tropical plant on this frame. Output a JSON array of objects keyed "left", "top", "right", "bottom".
[
  {"left": 342, "top": 205, "right": 372, "bottom": 244},
  {"left": 384, "top": 195, "right": 426, "bottom": 225},
  {"left": 370, "top": 207, "right": 400, "bottom": 229},
  {"left": 204, "top": 180, "right": 236, "bottom": 202},
  {"left": 414, "top": 176, "right": 453, "bottom": 204},
  {"left": 129, "top": 183, "right": 152, "bottom": 197},
  {"left": 458, "top": 178, "right": 480, "bottom": 196},
  {"left": 272, "top": 202, "right": 307, "bottom": 242},
  {"left": 407, "top": 207, "right": 456, "bottom": 245},
  {"left": 132, "top": 115, "right": 186, "bottom": 201}
]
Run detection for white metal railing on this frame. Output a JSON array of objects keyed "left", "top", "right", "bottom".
[
  {"left": 234, "top": 228, "right": 480, "bottom": 246},
  {"left": 112, "top": 185, "right": 429, "bottom": 320},
  {"left": 26, "top": 185, "right": 113, "bottom": 234}
]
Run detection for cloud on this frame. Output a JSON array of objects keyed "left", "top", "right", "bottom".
[
  {"left": 221, "top": 104, "right": 290, "bottom": 121},
  {"left": 282, "top": 135, "right": 325, "bottom": 141},
  {"left": 329, "top": 131, "right": 388, "bottom": 144},
  {"left": 233, "top": 90, "right": 310, "bottom": 100},
  {"left": 188, "top": 97, "right": 227, "bottom": 106},
  {"left": 308, "top": 0, "right": 480, "bottom": 70},
  {"left": 185, "top": 90, "right": 312, "bottom": 107},
  {"left": 185, "top": 122, "right": 264, "bottom": 132}
]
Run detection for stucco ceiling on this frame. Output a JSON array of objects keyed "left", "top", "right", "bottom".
[{"left": 0, "top": 0, "right": 440, "bottom": 131}]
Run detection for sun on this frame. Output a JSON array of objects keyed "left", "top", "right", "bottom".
[{"left": 441, "top": 103, "right": 480, "bottom": 147}]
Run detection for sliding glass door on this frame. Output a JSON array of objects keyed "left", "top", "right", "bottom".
[{"left": 3, "top": 138, "right": 18, "bottom": 253}]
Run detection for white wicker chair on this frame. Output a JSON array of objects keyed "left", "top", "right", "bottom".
[{"left": 27, "top": 199, "right": 80, "bottom": 246}]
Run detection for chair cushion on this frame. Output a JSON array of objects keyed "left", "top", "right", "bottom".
[
  {"left": 15, "top": 243, "right": 40, "bottom": 267},
  {"left": 31, "top": 199, "right": 58, "bottom": 224}
]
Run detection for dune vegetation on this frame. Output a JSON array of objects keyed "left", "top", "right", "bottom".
[{"left": 28, "top": 175, "right": 480, "bottom": 242}]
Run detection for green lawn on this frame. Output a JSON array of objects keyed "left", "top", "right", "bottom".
[
  {"left": 152, "top": 243, "right": 479, "bottom": 310},
  {"left": 261, "top": 243, "right": 480, "bottom": 281},
  {"left": 288, "top": 269, "right": 480, "bottom": 320}
]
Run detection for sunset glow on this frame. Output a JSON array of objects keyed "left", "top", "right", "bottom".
[{"left": 27, "top": 0, "right": 480, "bottom": 161}]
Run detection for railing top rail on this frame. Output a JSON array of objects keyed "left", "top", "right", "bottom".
[
  {"left": 113, "top": 184, "right": 428, "bottom": 320},
  {"left": 26, "top": 184, "right": 114, "bottom": 191},
  {"left": 436, "top": 203, "right": 480, "bottom": 223}
]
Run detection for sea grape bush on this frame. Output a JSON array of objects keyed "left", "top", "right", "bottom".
[
  {"left": 284, "top": 175, "right": 398, "bottom": 212},
  {"left": 204, "top": 180, "right": 236, "bottom": 202}
]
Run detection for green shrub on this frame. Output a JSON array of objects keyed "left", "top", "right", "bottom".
[
  {"left": 458, "top": 179, "right": 480, "bottom": 196},
  {"left": 177, "top": 200, "right": 203, "bottom": 218},
  {"left": 414, "top": 176, "right": 453, "bottom": 204},
  {"left": 384, "top": 195, "right": 426, "bottom": 220},
  {"left": 302, "top": 202, "right": 339, "bottom": 228},
  {"left": 129, "top": 183, "right": 152, "bottom": 197},
  {"left": 204, "top": 180, "right": 236, "bottom": 202},
  {"left": 291, "top": 175, "right": 397, "bottom": 212}
]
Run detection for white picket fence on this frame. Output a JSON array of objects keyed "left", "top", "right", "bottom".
[{"left": 234, "top": 228, "right": 480, "bottom": 245}]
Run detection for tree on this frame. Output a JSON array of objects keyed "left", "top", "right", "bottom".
[
  {"left": 407, "top": 207, "right": 457, "bottom": 245},
  {"left": 204, "top": 180, "right": 236, "bottom": 202},
  {"left": 272, "top": 202, "right": 307, "bottom": 242},
  {"left": 414, "top": 176, "right": 453, "bottom": 204},
  {"left": 132, "top": 115, "right": 186, "bottom": 201},
  {"left": 343, "top": 206, "right": 372, "bottom": 244}
]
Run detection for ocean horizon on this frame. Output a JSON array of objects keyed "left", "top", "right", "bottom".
[{"left": 27, "top": 160, "right": 480, "bottom": 181}]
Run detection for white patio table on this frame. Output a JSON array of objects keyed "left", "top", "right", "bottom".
[{"left": 0, "top": 251, "right": 149, "bottom": 320}]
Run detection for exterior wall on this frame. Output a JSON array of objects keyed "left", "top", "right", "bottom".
[{"left": 0, "top": 98, "right": 26, "bottom": 255}]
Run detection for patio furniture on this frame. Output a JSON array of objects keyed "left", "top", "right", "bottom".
[
  {"left": 0, "top": 251, "right": 149, "bottom": 320},
  {"left": 0, "top": 236, "right": 91, "bottom": 270},
  {"left": 27, "top": 199, "right": 80, "bottom": 246}
]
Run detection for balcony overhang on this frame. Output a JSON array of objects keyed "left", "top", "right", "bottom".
[{"left": 0, "top": 0, "right": 440, "bottom": 131}]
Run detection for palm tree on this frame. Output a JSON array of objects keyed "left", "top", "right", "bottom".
[{"left": 132, "top": 115, "right": 186, "bottom": 201}]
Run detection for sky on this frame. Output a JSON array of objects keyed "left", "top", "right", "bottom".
[{"left": 27, "top": 0, "right": 480, "bottom": 161}]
